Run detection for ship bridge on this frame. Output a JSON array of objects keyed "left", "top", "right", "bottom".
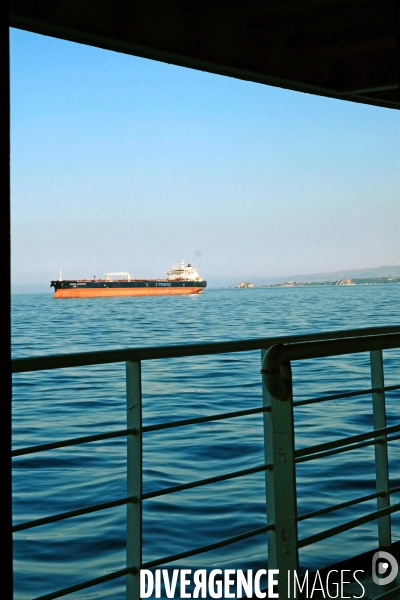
[{"left": 7, "top": 2, "right": 400, "bottom": 599}]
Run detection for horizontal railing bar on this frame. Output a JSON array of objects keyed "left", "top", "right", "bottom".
[
  {"left": 142, "top": 462, "right": 273, "bottom": 500},
  {"left": 12, "top": 428, "right": 135, "bottom": 457},
  {"left": 13, "top": 495, "right": 136, "bottom": 532},
  {"left": 298, "top": 433, "right": 400, "bottom": 465},
  {"left": 17, "top": 415, "right": 396, "bottom": 460},
  {"left": 295, "top": 424, "right": 400, "bottom": 460},
  {"left": 281, "top": 332, "right": 400, "bottom": 363},
  {"left": 389, "top": 485, "right": 400, "bottom": 495},
  {"left": 373, "top": 587, "right": 400, "bottom": 600},
  {"left": 32, "top": 566, "right": 133, "bottom": 600},
  {"left": 12, "top": 326, "right": 400, "bottom": 373},
  {"left": 142, "top": 406, "right": 270, "bottom": 433},
  {"left": 142, "top": 524, "right": 274, "bottom": 569},
  {"left": 296, "top": 438, "right": 381, "bottom": 463},
  {"left": 293, "top": 387, "right": 380, "bottom": 407},
  {"left": 294, "top": 383, "right": 400, "bottom": 408},
  {"left": 297, "top": 491, "right": 382, "bottom": 522},
  {"left": 298, "top": 502, "right": 400, "bottom": 548},
  {"left": 384, "top": 384, "right": 400, "bottom": 392}
]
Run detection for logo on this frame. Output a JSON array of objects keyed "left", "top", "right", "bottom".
[{"left": 372, "top": 551, "right": 398, "bottom": 586}]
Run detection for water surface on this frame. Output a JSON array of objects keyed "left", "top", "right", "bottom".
[{"left": 12, "top": 286, "right": 400, "bottom": 599}]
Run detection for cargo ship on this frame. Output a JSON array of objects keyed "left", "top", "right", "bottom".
[{"left": 51, "top": 261, "right": 207, "bottom": 298}]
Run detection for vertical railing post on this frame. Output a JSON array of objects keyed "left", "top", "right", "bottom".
[
  {"left": 261, "top": 347, "right": 299, "bottom": 597},
  {"left": 370, "top": 349, "right": 391, "bottom": 547},
  {"left": 126, "top": 360, "right": 142, "bottom": 600}
]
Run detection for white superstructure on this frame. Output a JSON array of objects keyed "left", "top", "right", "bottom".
[{"left": 167, "top": 260, "right": 202, "bottom": 282}]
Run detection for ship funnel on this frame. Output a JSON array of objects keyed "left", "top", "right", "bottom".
[{"left": 59, "top": 270, "right": 62, "bottom": 281}]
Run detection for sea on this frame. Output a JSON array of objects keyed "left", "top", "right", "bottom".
[{"left": 12, "top": 285, "right": 400, "bottom": 599}]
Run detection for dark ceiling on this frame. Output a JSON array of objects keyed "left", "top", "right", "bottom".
[{"left": 9, "top": 0, "right": 400, "bottom": 109}]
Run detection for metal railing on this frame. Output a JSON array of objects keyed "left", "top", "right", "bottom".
[
  {"left": 12, "top": 326, "right": 400, "bottom": 600},
  {"left": 261, "top": 332, "right": 400, "bottom": 598}
]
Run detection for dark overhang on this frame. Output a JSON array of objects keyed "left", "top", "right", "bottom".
[{"left": 9, "top": 0, "right": 400, "bottom": 109}]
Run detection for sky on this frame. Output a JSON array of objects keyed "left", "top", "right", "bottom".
[{"left": 10, "top": 28, "right": 400, "bottom": 291}]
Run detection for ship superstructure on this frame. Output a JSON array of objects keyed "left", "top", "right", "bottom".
[{"left": 166, "top": 261, "right": 202, "bottom": 282}]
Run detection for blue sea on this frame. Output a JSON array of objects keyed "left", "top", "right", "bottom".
[{"left": 12, "top": 286, "right": 400, "bottom": 599}]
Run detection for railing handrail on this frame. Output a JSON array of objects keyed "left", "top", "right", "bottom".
[
  {"left": 262, "top": 332, "right": 400, "bottom": 400},
  {"left": 12, "top": 325, "right": 400, "bottom": 373},
  {"left": 273, "top": 332, "right": 400, "bottom": 362},
  {"left": 260, "top": 330, "right": 400, "bottom": 596}
]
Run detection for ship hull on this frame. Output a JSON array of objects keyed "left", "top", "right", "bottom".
[{"left": 51, "top": 280, "right": 206, "bottom": 298}]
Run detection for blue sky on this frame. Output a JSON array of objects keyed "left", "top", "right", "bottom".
[{"left": 10, "top": 28, "right": 400, "bottom": 289}]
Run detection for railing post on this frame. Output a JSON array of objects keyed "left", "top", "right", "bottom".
[
  {"left": 261, "top": 347, "right": 299, "bottom": 596},
  {"left": 370, "top": 349, "right": 391, "bottom": 547},
  {"left": 126, "top": 360, "right": 142, "bottom": 600}
]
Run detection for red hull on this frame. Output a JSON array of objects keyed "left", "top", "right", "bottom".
[{"left": 53, "top": 287, "right": 204, "bottom": 298}]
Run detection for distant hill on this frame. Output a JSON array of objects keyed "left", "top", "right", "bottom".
[
  {"left": 240, "top": 266, "right": 400, "bottom": 287},
  {"left": 284, "top": 265, "right": 400, "bottom": 283},
  {"left": 264, "top": 276, "right": 400, "bottom": 288},
  {"left": 210, "top": 266, "right": 400, "bottom": 288}
]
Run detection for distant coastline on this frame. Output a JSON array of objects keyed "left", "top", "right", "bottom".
[{"left": 235, "top": 276, "right": 400, "bottom": 288}]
